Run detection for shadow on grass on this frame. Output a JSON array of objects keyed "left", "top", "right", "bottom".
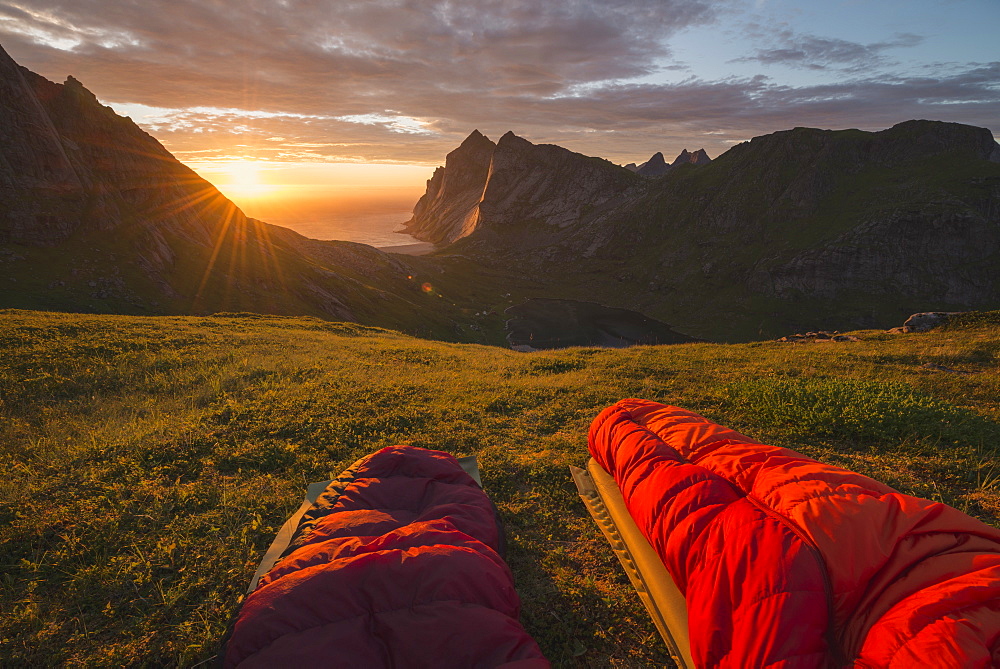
[{"left": 486, "top": 457, "right": 676, "bottom": 668}]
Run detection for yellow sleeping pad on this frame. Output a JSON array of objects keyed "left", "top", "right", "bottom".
[{"left": 571, "top": 458, "right": 693, "bottom": 669}]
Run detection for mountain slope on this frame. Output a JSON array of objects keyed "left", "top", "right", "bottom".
[
  {"left": 0, "top": 44, "right": 482, "bottom": 341},
  {"left": 417, "top": 122, "right": 1000, "bottom": 340},
  {"left": 7, "top": 38, "right": 999, "bottom": 346}
]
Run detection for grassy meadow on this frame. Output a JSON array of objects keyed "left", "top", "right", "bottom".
[{"left": 2, "top": 309, "right": 999, "bottom": 667}]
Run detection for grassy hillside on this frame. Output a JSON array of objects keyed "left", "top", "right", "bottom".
[{"left": 2, "top": 309, "right": 999, "bottom": 666}]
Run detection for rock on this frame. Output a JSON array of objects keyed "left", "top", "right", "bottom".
[
  {"left": 777, "top": 330, "right": 858, "bottom": 343},
  {"left": 898, "top": 311, "right": 966, "bottom": 333},
  {"left": 403, "top": 130, "right": 639, "bottom": 246},
  {"left": 635, "top": 148, "right": 712, "bottom": 177},
  {"left": 922, "top": 362, "right": 973, "bottom": 374}
]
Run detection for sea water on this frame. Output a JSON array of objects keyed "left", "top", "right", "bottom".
[
  {"left": 276, "top": 210, "right": 420, "bottom": 247},
  {"left": 238, "top": 197, "right": 424, "bottom": 248}
]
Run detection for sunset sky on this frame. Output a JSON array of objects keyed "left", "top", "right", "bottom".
[{"left": 1, "top": 0, "right": 998, "bottom": 238}]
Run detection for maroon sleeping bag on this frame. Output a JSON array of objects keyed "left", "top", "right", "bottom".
[{"left": 223, "top": 445, "right": 548, "bottom": 668}]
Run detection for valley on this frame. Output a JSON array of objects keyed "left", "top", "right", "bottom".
[{"left": 3, "top": 43, "right": 999, "bottom": 346}]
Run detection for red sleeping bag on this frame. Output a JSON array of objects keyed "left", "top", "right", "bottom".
[
  {"left": 589, "top": 399, "right": 1000, "bottom": 668},
  {"left": 223, "top": 445, "right": 548, "bottom": 668}
]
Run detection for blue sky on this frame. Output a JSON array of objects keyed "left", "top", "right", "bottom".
[
  {"left": 1, "top": 0, "right": 997, "bottom": 166},
  {"left": 668, "top": 0, "right": 998, "bottom": 86}
]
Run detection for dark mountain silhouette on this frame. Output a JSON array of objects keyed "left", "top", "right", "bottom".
[
  {"left": 636, "top": 152, "right": 669, "bottom": 176},
  {"left": 634, "top": 148, "right": 712, "bottom": 176},
  {"left": 671, "top": 148, "right": 711, "bottom": 167}
]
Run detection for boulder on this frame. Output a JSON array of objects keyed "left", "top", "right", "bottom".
[{"left": 897, "top": 311, "right": 967, "bottom": 333}]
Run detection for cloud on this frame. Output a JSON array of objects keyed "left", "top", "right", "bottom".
[
  {"left": 0, "top": 0, "right": 995, "bottom": 167},
  {"left": 0, "top": 0, "right": 716, "bottom": 102},
  {"left": 0, "top": 0, "right": 720, "bottom": 160},
  {"left": 734, "top": 28, "right": 925, "bottom": 71},
  {"left": 0, "top": 2, "right": 142, "bottom": 51},
  {"left": 121, "top": 60, "right": 998, "bottom": 167},
  {"left": 336, "top": 113, "right": 437, "bottom": 136}
]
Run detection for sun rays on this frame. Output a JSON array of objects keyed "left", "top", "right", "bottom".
[{"left": 188, "top": 161, "right": 282, "bottom": 204}]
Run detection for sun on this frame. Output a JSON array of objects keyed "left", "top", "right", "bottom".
[{"left": 215, "top": 161, "right": 279, "bottom": 201}]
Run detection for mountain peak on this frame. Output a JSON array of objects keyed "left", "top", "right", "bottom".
[
  {"left": 405, "top": 130, "right": 640, "bottom": 245},
  {"left": 496, "top": 131, "right": 535, "bottom": 153},
  {"left": 402, "top": 128, "right": 498, "bottom": 244},
  {"left": 671, "top": 148, "right": 711, "bottom": 167},
  {"left": 637, "top": 151, "right": 669, "bottom": 176},
  {"left": 461, "top": 128, "right": 492, "bottom": 146},
  {"left": 497, "top": 130, "right": 524, "bottom": 144},
  {"left": 62, "top": 74, "right": 100, "bottom": 103}
]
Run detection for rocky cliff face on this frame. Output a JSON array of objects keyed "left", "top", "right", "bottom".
[
  {"left": 402, "top": 129, "right": 495, "bottom": 245},
  {"left": 475, "top": 132, "right": 639, "bottom": 233},
  {"left": 403, "top": 130, "right": 639, "bottom": 245},
  {"left": 748, "top": 206, "right": 999, "bottom": 306},
  {"left": 0, "top": 50, "right": 89, "bottom": 245}
]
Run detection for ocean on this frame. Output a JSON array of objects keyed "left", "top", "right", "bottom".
[{"left": 236, "top": 195, "right": 425, "bottom": 248}]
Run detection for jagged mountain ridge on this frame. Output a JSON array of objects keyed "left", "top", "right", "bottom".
[
  {"left": 635, "top": 148, "right": 711, "bottom": 176},
  {"left": 411, "top": 121, "right": 1000, "bottom": 339},
  {"left": 404, "top": 137, "right": 715, "bottom": 245},
  {"left": 0, "top": 44, "right": 475, "bottom": 339},
  {"left": 403, "top": 131, "right": 640, "bottom": 246}
]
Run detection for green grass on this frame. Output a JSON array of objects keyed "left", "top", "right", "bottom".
[{"left": 2, "top": 309, "right": 999, "bottom": 666}]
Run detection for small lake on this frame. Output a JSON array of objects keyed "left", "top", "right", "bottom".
[{"left": 504, "top": 298, "right": 698, "bottom": 350}]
